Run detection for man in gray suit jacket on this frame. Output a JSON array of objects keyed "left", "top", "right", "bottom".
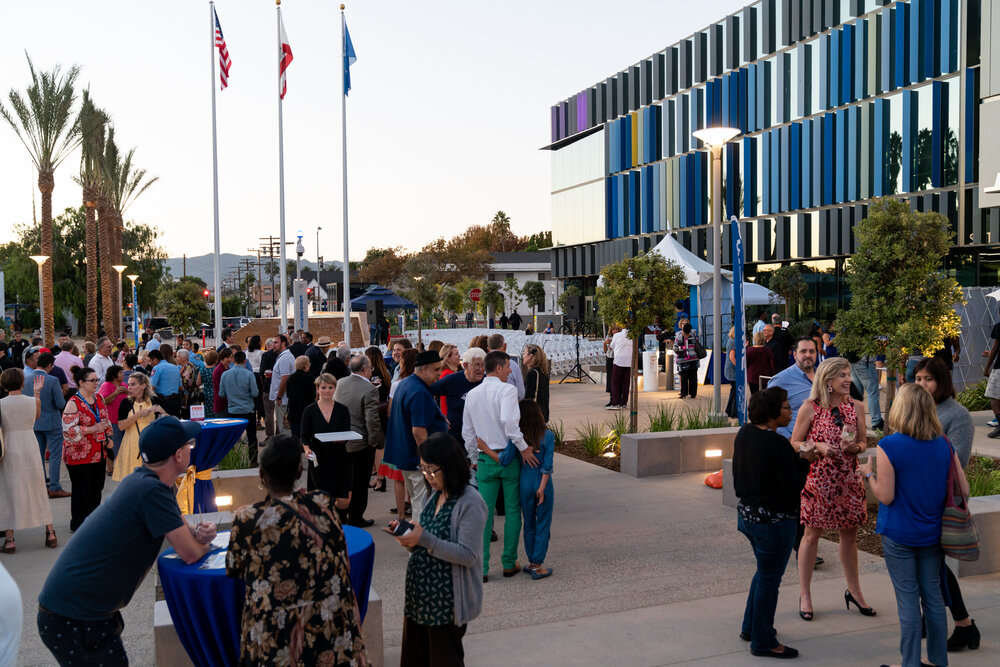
[
  {"left": 333, "top": 354, "right": 385, "bottom": 527},
  {"left": 24, "top": 350, "right": 69, "bottom": 497}
]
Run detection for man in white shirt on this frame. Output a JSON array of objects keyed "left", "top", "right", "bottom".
[
  {"left": 269, "top": 335, "right": 295, "bottom": 434},
  {"left": 609, "top": 327, "right": 632, "bottom": 409},
  {"left": 463, "top": 351, "right": 538, "bottom": 580},
  {"left": 87, "top": 337, "right": 114, "bottom": 382}
]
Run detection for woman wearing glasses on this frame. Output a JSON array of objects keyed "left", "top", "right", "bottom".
[
  {"left": 790, "top": 356, "right": 873, "bottom": 622},
  {"left": 388, "top": 432, "right": 487, "bottom": 667},
  {"left": 62, "top": 366, "right": 113, "bottom": 531}
]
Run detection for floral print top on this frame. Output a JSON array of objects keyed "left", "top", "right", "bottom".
[
  {"left": 62, "top": 393, "right": 111, "bottom": 465},
  {"left": 199, "top": 365, "right": 216, "bottom": 419},
  {"left": 226, "top": 490, "right": 367, "bottom": 666},
  {"left": 404, "top": 491, "right": 457, "bottom": 626}
]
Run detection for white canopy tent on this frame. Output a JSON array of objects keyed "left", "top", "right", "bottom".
[
  {"left": 737, "top": 281, "right": 785, "bottom": 306},
  {"left": 650, "top": 235, "right": 732, "bottom": 342}
]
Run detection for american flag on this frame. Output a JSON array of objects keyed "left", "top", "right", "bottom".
[
  {"left": 214, "top": 7, "right": 231, "bottom": 90},
  {"left": 278, "top": 13, "right": 293, "bottom": 99}
]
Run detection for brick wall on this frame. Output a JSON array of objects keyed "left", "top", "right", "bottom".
[{"left": 233, "top": 313, "right": 369, "bottom": 349}]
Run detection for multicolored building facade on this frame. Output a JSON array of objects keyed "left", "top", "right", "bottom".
[{"left": 547, "top": 0, "right": 999, "bottom": 319}]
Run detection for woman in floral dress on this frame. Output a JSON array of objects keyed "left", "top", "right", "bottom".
[
  {"left": 199, "top": 349, "right": 219, "bottom": 419},
  {"left": 226, "top": 434, "right": 367, "bottom": 666},
  {"left": 790, "top": 357, "right": 873, "bottom": 621}
]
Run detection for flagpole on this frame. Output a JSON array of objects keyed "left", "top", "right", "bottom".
[
  {"left": 209, "top": 1, "right": 223, "bottom": 345},
  {"left": 277, "top": 0, "right": 288, "bottom": 334},
  {"left": 340, "top": 5, "right": 351, "bottom": 342}
]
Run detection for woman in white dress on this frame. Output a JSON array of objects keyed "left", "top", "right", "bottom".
[{"left": 0, "top": 368, "right": 57, "bottom": 554}]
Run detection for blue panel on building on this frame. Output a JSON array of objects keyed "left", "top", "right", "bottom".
[
  {"left": 873, "top": 98, "right": 886, "bottom": 196},
  {"left": 894, "top": 2, "right": 909, "bottom": 89},
  {"left": 902, "top": 89, "right": 915, "bottom": 192},
  {"left": 721, "top": 75, "right": 730, "bottom": 129},
  {"left": 680, "top": 155, "right": 689, "bottom": 227},
  {"left": 819, "top": 33, "right": 829, "bottom": 110},
  {"left": 725, "top": 142, "right": 737, "bottom": 219},
  {"left": 842, "top": 24, "right": 853, "bottom": 104},
  {"left": 628, "top": 171, "right": 639, "bottom": 235},
  {"left": 910, "top": 0, "right": 922, "bottom": 84},
  {"left": 847, "top": 106, "right": 859, "bottom": 201},
  {"left": 762, "top": 129, "right": 771, "bottom": 213},
  {"left": 966, "top": 68, "right": 976, "bottom": 183},
  {"left": 641, "top": 166, "right": 651, "bottom": 233},
  {"left": 830, "top": 29, "right": 841, "bottom": 108},
  {"left": 694, "top": 152, "right": 705, "bottom": 228},
  {"left": 812, "top": 117, "right": 823, "bottom": 207},
  {"left": 835, "top": 108, "right": 846, "bottom": 203},
  {"left": 881, "top": 6, "right": 894, "bottom": 93},
  {"left": 780, "top": 126, "right": 790, "bottom": 212},
  {"left": 801, "top": 120, "right": 811, "bottom": 207},
  {"left": 790, "top": 123, "right": 801, "bottom": 211},
  {"left": 855, "top": 19, "right": 867, "bottom": 101},
  {"left": 743, "top": 137, "right": 756, "bottom": 217},
  {"left": 823, "top": 113, "right": 834, "bottom": 205},
  {"left": 943, "top": 0, "right": 957, "bottom": 73},
  {"left": 924, "top": 0, "right": 937, "bottom": 79},
  {"left": 747, "top": 64, "right": 758, "bottom": 131}
]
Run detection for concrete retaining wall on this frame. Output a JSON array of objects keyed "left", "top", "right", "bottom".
[{"left": 620, "top": 427, "right": 738, "bottom": 477}]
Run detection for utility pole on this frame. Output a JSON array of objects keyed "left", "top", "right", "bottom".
[{"left": 183, "top": 253, "right": 186, "bottom": 279}]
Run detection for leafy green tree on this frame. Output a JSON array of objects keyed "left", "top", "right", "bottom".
[
  {"left": 440, "top": 286, "right": 464, "bottom": 316},
  {"left": 596, "top": 252, "right": 687, "bottom": 432},
  {"left": 454, "top": 278, "right": 481, "bottom": 314},
  {"left": 1, "top": 55, "right": 82, "bottom": 345},
  {"left": 480, "top": 282, "right": 504, "bottom": 322},
  {"left": 501, "top": 277, "right": 523, "bottom": 313},
  {"left": 526, "top": 231, "right": 553, "bottom": 250},
  {"left": 521, "top": 280, "right": 546, "bottom": 323},
  {"left": 835, "top": 198, "right": 963, "bottom": 376},
  {"left": 359, "top": 246, "right": 406, "bottom": 286},
  {"left": 767, "top": 263, "right": 808, "bottom": 320},
  {"left": 221, "top": 295, "right": 242, "bottom": 317},
  {"left": 159, "top": 280, "right": 211, "bottom": 335}
]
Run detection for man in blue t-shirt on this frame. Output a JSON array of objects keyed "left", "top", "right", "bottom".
[
  {"left": 37, "top": 417, "right": 217, "bottom": 665},
  {"left": 383, "top": 350, "right": 448, "bottom": 519},
  {"left": 149, "top": 349, "right": 183, "bottom": 417},
  {"left": 430, "top": 347, "right": 486, "bottom": 442}
]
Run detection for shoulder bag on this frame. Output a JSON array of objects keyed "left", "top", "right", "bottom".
[
  {"left": 941, "top": 448, "right": 980, "bottom": 561},
  {"left": 693, "top": 337, "right": 708, "bottom": 359}
]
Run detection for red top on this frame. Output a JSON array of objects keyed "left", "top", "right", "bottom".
[
  {"left": 746, "top": 346, "right": 775, "bottom": 384},
  {"left": 62, "top": 393, "right": 111, "bottom": 465}
]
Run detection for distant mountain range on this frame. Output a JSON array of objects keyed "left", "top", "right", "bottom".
[{"left": 162, "top": 253, "right": 340, "bottom": 285}]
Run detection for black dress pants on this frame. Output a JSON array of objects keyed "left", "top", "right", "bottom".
[
  {"left": 347, "top": 446, "right": 376, "bottom": 524},
  {"left": 68, "top": 461, "right": 106, "bottom": 531},
  {"left": 400, "top": 617, "right": 467, "bottom": 667},
  {"left": 679, "top": 367, "right": 698, "bottom": 398},
  {"left": 227, "top": 411, "right": 259, "bottom": 463}
]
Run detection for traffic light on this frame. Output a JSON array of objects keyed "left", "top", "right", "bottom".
[
  {"left": 306, "top": 287, "right": 312, "bottom": 295},
  {"left": 203, "top": 289, "right": 210, "bottom": 298}
]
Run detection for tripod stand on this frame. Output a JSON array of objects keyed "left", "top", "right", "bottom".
[{"left": 559, "top": 318, "right": 596, "bottom": 384}]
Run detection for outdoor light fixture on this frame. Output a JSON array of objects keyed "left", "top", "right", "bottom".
[
  {"left": 112, "top": 265, "right": 128, "bottom": 341},
  {"left": 127, "top": 274, "right": 140, "bottom": 348},
  {"left": 29, "top": 255, "right": 49, "bottom": 342},
  {"left": 215, "top": 495, "right": 233, "bottom": 508},
  {"left": 704, "top": 449, "right": 723, "bottom": 458},
  {"left": 692, "top": 125, "right": 740, "bottom": 419}
]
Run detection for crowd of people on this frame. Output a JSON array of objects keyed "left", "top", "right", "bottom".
[{"left": 734, "top": 334, "right": 981, "bottom": 664}]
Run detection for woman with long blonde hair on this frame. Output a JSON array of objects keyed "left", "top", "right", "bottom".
[
  {"left": 522, "top": 343, "right": 551, "bottom": 421},
  {"left": 790, "top": 356, "right": 871, "bottom": 622}
]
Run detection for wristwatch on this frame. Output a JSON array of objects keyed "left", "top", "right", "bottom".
[{"left": 865, "top": 472, "right": 875, "bottom": 481}]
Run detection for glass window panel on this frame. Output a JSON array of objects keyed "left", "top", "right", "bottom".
[
  {"left": 810, "top": 41, "right": 820, "bottom": 114},
  {"left": 887, "top": 92, "right": 903, "bottom": 195},
  {"left": 945, "top": 78, "right": 959, "bottom": 186},
  {"left": 787, "top": 52, "right": 798, "bottom": 122},
  {"left": 914, "top": 84, "right": 933, "bottom": 191},
  {"left": 809, "top": 211, "right": 820, "bottom": 257}
]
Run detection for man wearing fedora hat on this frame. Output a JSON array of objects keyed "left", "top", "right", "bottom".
[
  {"left": 383, "top": 350, "right": 448, "bottom": 520},
  {"left": 37, "top": 417, "right": 217, "bottom": 664}
]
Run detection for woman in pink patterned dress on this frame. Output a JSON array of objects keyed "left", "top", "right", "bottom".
[{"left": 790, "top": 357, "right": 873, "bottom": 621}]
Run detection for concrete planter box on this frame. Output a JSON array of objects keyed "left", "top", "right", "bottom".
[
  {"left": 211, "top": 454, "right": 309, "bottom": 511},
  {"left": 948, "top": 494, "right": 1000, "bottom": 578},
  {"left": 722, "top": 456, "right": 880, "bottom": 508},
  {"left": 620, "top": 427, "right": 738, "bottom": 477}
]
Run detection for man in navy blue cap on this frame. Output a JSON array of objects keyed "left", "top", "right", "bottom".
[{"left": 37, "top": 416, "right": 218, "bottom": 665}]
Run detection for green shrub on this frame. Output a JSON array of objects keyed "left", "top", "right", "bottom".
[
  {"left": 647, "top": 404, "right": 679, "bottom": 432},
  {"left": 550, "top": 419, "right": 565, "bottom": 448},
  {"left": 605, "top": 412, "right": 630, "bottom": 453},
  {"left": 957, "top": 380, "right": 990, "bottom": 412},
  {"left": 966, "top": 456, "right": 1000, "bottom": 497},
  {"left": 217, "top": 438, "right": 251, "bottom": 471},
  {"left": 574, "top": 421, "right": 613, "bottom": 457}
]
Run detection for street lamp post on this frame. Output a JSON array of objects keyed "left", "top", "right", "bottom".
[
  {"left": 127, "top": 274, "right": 139, "bottom": 349},
  {"left": 112, "top": 264, "right": 127, "bottom": 341},
  {"left": 29, "top": 255, "right": 49, "bottom": 342},
  {"left": 316, "top": 226, "right": 322, "bottom": 311},
  {"left": 413, "top": 276, "right": 424, "bottom": 348},
  {"left": 692, "top": 126, "right": 740, "bottom": 417}
]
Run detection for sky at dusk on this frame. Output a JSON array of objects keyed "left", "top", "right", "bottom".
[{"left": 0, "top": 0, "right": 749, "bottom": 260}]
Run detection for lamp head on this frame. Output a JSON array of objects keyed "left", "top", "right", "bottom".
[
  {"left": 112, "top": 264, "right": 127, "bottom": 274},
  {"left": 692, "top": 127, "right": 740, "bottom": 148},
  {"left": 127, "top": 274, "right": 139, "bottom": 282},
  {"left": 29, "top": 255, "right": 49, "bottom": 265}
]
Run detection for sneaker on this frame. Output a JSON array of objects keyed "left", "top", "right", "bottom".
[
  {"left": 988, "top": 418, "right": 998, "bottom": 428},
  {"left": 605, "top": 404, "right": 619, "bottom": 410},
  {"left": 989, "top": 426, "right": 1000, "bottom": 439},
  {"left": 604, "top": 401, "right": 613, "bottom": 407}
]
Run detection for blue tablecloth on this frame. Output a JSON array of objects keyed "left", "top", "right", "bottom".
[
  {"left": 190, "top": 418, "right": 248, "bottom": 514},
  {"left": 157, "top": 525, "right": 375, "bottom": 667}
]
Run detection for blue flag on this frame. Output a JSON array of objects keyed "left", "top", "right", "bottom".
[
  {"left": 731, "top": 215, "right": 746, "bottom": 425},
  {"left": 344, "top": 22, "right": 357, "bottom": 95}
]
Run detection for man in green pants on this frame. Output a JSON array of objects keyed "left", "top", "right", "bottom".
[{"left": 462, "top": 351, "right": 539, "bottom": 581}]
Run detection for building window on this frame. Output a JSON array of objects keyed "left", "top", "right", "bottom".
[
  {"left": 506, "top": 273, "right": 514, "bottom": 279},
  {"left": 537, "top": 272, "right": 548, "bottom": 280},
  {"left": 488, "top": 273, "right": 496, "bottom": 281}
]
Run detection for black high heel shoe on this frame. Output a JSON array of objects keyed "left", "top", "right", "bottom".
[
  {"left": 798, "top": 596, "right": 813, "bottom": 621},
  {"left": 844, "top": 590, "right": 876, "bottom": 616}
]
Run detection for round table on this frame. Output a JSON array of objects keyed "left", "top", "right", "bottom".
[
  {"left": 185, "top": 418, "right": 248, "bottom": 514},
  {"left": 158, "top": 525, "right": 374, "bottom": 667}
]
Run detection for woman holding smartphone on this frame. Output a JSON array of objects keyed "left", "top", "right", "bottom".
[{"left": 388, "top": 432, "right": 487, "bottom": 667}]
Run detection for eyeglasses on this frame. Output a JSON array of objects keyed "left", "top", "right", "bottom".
[
  {"left": 831, "top": 406, "right": 844, "bottom": 429},
  {"left": 81, "top": 378, "right": 99, "bottom": 384},
  {"left": 419, "top": 465, "right": 441, "bottom": 478}
]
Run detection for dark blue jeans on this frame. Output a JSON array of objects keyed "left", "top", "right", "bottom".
[
  {"left": 738, "top": 515, "right": 796, "bottom": 651},
  {"left": 37, "top": 607, "right": 128, "bottom": 666},
  {"left": 881, "top": 536, "right": 948, "bottom": 667}
]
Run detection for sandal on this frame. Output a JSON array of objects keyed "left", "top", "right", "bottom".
[
  {"left": 45, "top": 529, "right": 58, "bottom": 549},
  {"left": 0, "top": 539, "right": 14, "bottom": 555},
  {"left": 369, "top": 478, "right": 386, "bottom": 493}
]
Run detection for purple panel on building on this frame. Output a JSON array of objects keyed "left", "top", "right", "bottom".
[
  {"left": 577, "top": 92, "right": 589, "bottom": 131},
  {"left": 551, "top": 106, "right": 559, "bottom": 142}
]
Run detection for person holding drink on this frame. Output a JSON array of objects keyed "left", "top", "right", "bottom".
[{"left": 790, "top": 357, "right": 874, "bottom": 621}]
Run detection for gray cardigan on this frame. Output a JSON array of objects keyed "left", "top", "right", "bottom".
[
  {"left": 937, "top": 397, "right": 974, "bottom": 468},
  {"left": 414, "top": 485, "right": 487, "bottom": 626}
]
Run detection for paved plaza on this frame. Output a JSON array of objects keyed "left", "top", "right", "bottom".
[{"left": 6, "top": 379, "right": 1000, "bottom": 665}]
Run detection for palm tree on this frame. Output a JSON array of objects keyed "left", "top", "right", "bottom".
[
  {"left": 74, "top": 90, "right": 109, "bottom": 340},
  {"left": 103, "top": 130, "right": 158, "bottom": 339},
  {"left": 0, "top": 55, "right": 81, "bottom": 345},
  {"left": 97, "top": 130, "right": 116, "bottom": 339}
]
